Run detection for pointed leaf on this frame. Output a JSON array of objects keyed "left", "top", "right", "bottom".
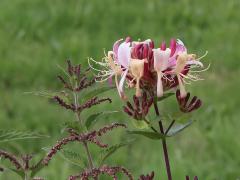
[
  {"left": 80, "top": 85, "right": 114, "bottom": 102},
  {"left": 99, "top": 140, "right": 134, "bottom": 165},
  {"left": 24, "top": 90, "right": 72, "bottom": 104},
  {"left": 0, "top": 130, "right": 49, "bottom": 143},
  {"left": 9, "top": 168, "right": 25, "bottom": 178},
  {"left": 166, "top": 119, "right": 195, "bottom": 137},
  {"left": 61, "top": 121, "right": 85, "bottom": 133},
  {"left": 85, "top": 113, "right": 102, "bottom": 129},
  {"left": 127, "top": 130, "right": 165, "bottom": 140},
  {"left": 59, "top": 149, "right": 85, "bottom": 169},
  {"left": 85, "top": 111, "right": 119, "bottom": 129}
]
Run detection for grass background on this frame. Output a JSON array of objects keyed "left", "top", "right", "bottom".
[{"left": 0, "top": 0, "right": 240, "bottom": 179}]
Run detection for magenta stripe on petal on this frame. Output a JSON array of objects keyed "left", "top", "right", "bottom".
[
  {"left": 160, "top": 41, "right": 166, "bottom": 50},
  {"left": 170, "top": 39, "right": 176, "bottom": 57}
]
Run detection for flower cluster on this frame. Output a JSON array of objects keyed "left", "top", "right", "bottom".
[
  {"left": 68, "top": 165, "right": 133, "bottom": 180},
  {"left": 89, "top": 37, "right": 208, "bottom": 99}
]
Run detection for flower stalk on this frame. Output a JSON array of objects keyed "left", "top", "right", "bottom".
[{"left": 153, "top": 101, "right": 172, "bottom": 180}]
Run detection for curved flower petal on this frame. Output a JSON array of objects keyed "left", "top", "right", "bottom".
[
  {"left": 153, "top": 48, "right": 171, "bottom": 97},
  {"left": 168, "top": 39, "right": 187, "bottom": 67},
  {"left": 117, "top": 42, "right": 131, "bottom": 68},
  {"left": 153, "top": 48, "right": 171, "bottom": 71},
  {"left": 113, "top": 39, "right": 123, "bottom": 62}
]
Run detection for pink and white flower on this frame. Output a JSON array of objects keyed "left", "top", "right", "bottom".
[{"left": 90, "top": 37, "right": 208, "bottom": 99}]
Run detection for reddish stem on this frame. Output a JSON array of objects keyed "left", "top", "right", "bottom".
[{"left": 153, "top": 101, "right": 172, "bottom": 180}]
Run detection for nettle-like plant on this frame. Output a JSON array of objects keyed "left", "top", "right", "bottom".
[
  {"left": 40, "top": 61, "right": 136, "bottom": 179},
  {"left": 0, "top": 37, "right": 208, "bottom": 180}
]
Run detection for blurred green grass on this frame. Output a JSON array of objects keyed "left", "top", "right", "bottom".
[{"left": 0, "top": 0, "right": 240, "bottom": 179}]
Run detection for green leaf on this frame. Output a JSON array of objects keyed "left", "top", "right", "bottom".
[
  {"left": 9, "top": 168, "right": 24, "bottom": 178},
  {"left": 99, "top": 140, "right": 134, "bottom": 165},
  {"left": 24, "top": 90, "right": 72, "bottom": 104},
  {"left": 41, "top": 147, "right": 86, "bottom": 169},
  {"left": 0, "top": 130, "right": 49, "bottom": 143},
  {"left": 127, "top": 130, "right": 165, "bottom": 140},
  {"left": 132, "top": 120, "right": 149, "bottom": 129},
  {"left": 166, "top": 119, "right": 195, "bottom": 137},
  {"left": 85, "top": 111, "right": 119, "bottom": 129},
  {"left": 85, "top": 113, "right": 102, "bottom": 129},
  {"left": 59, "top": 149, "right": 85, "bottom": 169},
  {"left": 61, "top": 121, "right": 85, "bottom": 133},
  {"left": 30, "top": 161, "right": 44, "bottom": 178},
  {"left": 80, "top": 85, "right": 114, "bottom": 102},
  {"left": 157, "top": 92, "right": 174, "bottom": 101}
]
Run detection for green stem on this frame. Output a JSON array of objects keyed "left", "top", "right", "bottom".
[
  {"left": 83, "top": 142, "right": 94, "bottom": 169},
  {"left": 72, "top": 91, "right": 94, "bottom": 169},
  {"left": 24, "top": 171, "right": 30, "bottom": 180}
]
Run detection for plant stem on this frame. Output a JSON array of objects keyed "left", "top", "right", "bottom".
[
  {"left": 24, "top": 172, "right": 30, "bottom": 180},
  {"left": 153, "top": 101, "right": 172, "bottom": 180},
  {"left": 83, "top": 141, "right": 94, "bottom": 169},
  {"left": 73, "top": 91, "right": 94, "bottom": 169},
  {"left": 73, "top": 92, "right": 82, "bottom": 125}
]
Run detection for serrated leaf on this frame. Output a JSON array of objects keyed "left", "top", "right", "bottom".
[
  {"left": 59, "top": 149, "right": 85, "bottom": 169},
  {"left": 99, "top": 140, "right": 134, "bottom": 165},
  {"left": 157, "top": 92, "right": 174, "bottom": 101},
  {"left": 0, "top": 130, "right": 49, "bottom": 143},
  {"left": 41, "top": 147, "right": 86, "bottom": 168},
  {"left": 127, "top": 130, "right": 165, "bottom": 140},
  {"left": 166, "top": 119, "right": 195, "bottom": 137},
  {"left": 85, "top": 111, "right": 119, "bottom": 129}
]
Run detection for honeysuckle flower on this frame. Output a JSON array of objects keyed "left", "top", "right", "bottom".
[
  {"left": 164, "top": 39, "right": 208, "bottom": 98},
  {"left": 91, "top": 37, "right": 208, "bottom": 100},
  {"left": 88, "top": 38, "right": 131, "bottom": 99}
]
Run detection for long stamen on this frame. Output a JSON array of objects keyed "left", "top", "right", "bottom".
[
  {"left": 193, "top": 51, "right": 208, "bottom": 61},
  {"left": 189, "top": 63, "right": 211, "bottom": 73}
]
